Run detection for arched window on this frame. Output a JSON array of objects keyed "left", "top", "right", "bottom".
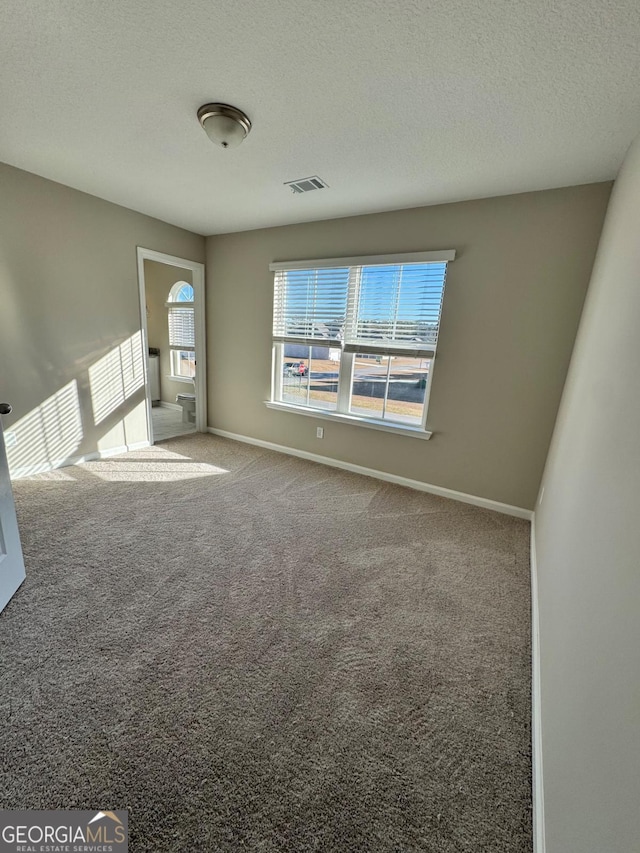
[
  {"left": 169, "top": 282, "right": 194, "bottom": 303},
  {"left": 166, "top": 281, "right": 195, "bottom": 379}
]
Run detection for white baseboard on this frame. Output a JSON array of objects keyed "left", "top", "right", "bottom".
[
  {"left": 10, "top": 440, "right": 151, "bottom": 480},
  {"left": 530, "top": 515, "right": 546, "bottom": 853},
  {"left": 207, "top": 427, "right": 533, "bottom": 520},
  {"left": 158, "top": 401, "right": 182, "bottom": 411}
]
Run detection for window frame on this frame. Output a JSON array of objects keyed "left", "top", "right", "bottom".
[
  {"left": 268, "top": 250, "right": 454, "bottom": 438},
  {"left": 166, "top": 281, "right": 196, "bottom": 382},
  {"left": 170, "top": 349, "right": 196, "bottom": 380}
]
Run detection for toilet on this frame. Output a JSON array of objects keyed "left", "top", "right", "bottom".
[{"left": 176, "top": 381, "right": 196, "bottom": 423}]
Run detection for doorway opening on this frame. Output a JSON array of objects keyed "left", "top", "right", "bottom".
[{"left": 136, "top": 248, "right": 206, "bottom": 444}]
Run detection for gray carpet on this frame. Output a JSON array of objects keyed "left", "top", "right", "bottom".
[{"left": 0, "top": 434, "right": 532, "bottom": 852}]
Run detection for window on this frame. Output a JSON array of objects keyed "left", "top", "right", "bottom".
[
  {"left": 269, "top": 251, "right": 454, "bottom": 435},
  {"left": 166, "top": 282, "right": 195, "bottom": 379}
]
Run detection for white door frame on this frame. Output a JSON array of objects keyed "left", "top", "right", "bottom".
[
  {"left": 0, "top": 406, "right": 26, "bottom": 613},
  {"left": 136, "top": 247, "right": 207, "bottom": 443}
]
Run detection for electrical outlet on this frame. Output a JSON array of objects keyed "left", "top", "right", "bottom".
[{"left": 316, "top": 427, "right": 324, "bottom": 439}]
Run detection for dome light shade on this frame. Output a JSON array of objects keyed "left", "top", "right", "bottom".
[{"left": 197, "top": 103, "right": 251, "bottom": 149}]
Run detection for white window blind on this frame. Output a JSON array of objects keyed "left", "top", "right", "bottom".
[
  {"left": 344, "top": 262, "right": 448, "bottom": 357},
  {"left": 271, "top": 253, "right": 451, "bottom": 356},
  {"left": 168, "top": 306, "right": 195, "bottom": 351},
  {"left": 272, "top": 267, "right": 349, "bottom": 344}
]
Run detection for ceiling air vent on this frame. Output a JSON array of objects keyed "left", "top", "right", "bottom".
[{"left": 284, "top": 176, "right": 329, "bottom": 194}]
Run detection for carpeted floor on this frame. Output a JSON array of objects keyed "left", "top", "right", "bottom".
[{"left": 0, "top": 434, "right": 532, "bottom": 852}]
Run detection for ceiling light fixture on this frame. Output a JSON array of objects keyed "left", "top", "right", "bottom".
[{"left": 197, "top": 103, "right": 252, "bottom": 149}]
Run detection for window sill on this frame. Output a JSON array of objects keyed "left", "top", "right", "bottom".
[
  {"left": 264, "top": 400, "right": 433, "bottom": 439},
  {"left": 167, "top": 375, "right": 195, "bottom": 383}
]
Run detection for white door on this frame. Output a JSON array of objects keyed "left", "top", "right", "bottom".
[{"left": 0, "top": 403, "right": 26, "bottom": 613}]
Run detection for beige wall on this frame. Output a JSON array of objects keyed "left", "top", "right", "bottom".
[
  {"left": 144, "top": 260, "right": 193, "bottom": 405},
  {"left": 534, "top": 137, "right": 640, "bottom": 851},
  {"left": 0, "top": 162, "right": 204, "bottom": 476},
  {"left": 205, "top": 183, "right": 610, "bottom": 510}
]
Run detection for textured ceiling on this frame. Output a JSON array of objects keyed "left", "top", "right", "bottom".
[{"left": 1, "top": 0, "right": 639, "bottom": 235}]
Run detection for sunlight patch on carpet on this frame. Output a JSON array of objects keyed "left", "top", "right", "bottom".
[{"left": 84, "top": 446, "right": 229, "bottom": 481}]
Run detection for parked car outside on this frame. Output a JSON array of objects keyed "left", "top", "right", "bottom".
[{"left": 284, "top": 361, "right": 308, "bottom": 377}]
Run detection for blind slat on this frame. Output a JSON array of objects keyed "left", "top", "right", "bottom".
[
  {"left": 272, "top": 258, "right": 450, "bottom": 352},
  {"left": 168, "top": 307, "right": 195, "bottom": 349},
  {"left": 345, "top": 263, "right": 448, "bottom": 350},
  {"left": 272, "top": 267, "right": 349, "bottom": 342}
]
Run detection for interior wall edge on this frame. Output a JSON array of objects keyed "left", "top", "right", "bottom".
[{"left": 530, "top": 514, "right": 546, "bottom": 853}]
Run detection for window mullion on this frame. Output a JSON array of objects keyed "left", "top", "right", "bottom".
[
  {"left": 337, "top": 265, "right": 360, "bottom": 415},
  {"left": 273, "top": 343, "right": 283, "bottom": 402},
  {"left": 381, "top": 356, "right": 392, "bottom": 419},
  {"left": 336, "top": 351, "right": 353, "bottom": 414},
  {"left": 421, "top": 355, "right": 435, "bottom": 428},
  {"left": 346, "top": 266, "right": 361, "bottom": 346},
  {"left": 391, "top": 266, "right": 401, "bottom": 343}
]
